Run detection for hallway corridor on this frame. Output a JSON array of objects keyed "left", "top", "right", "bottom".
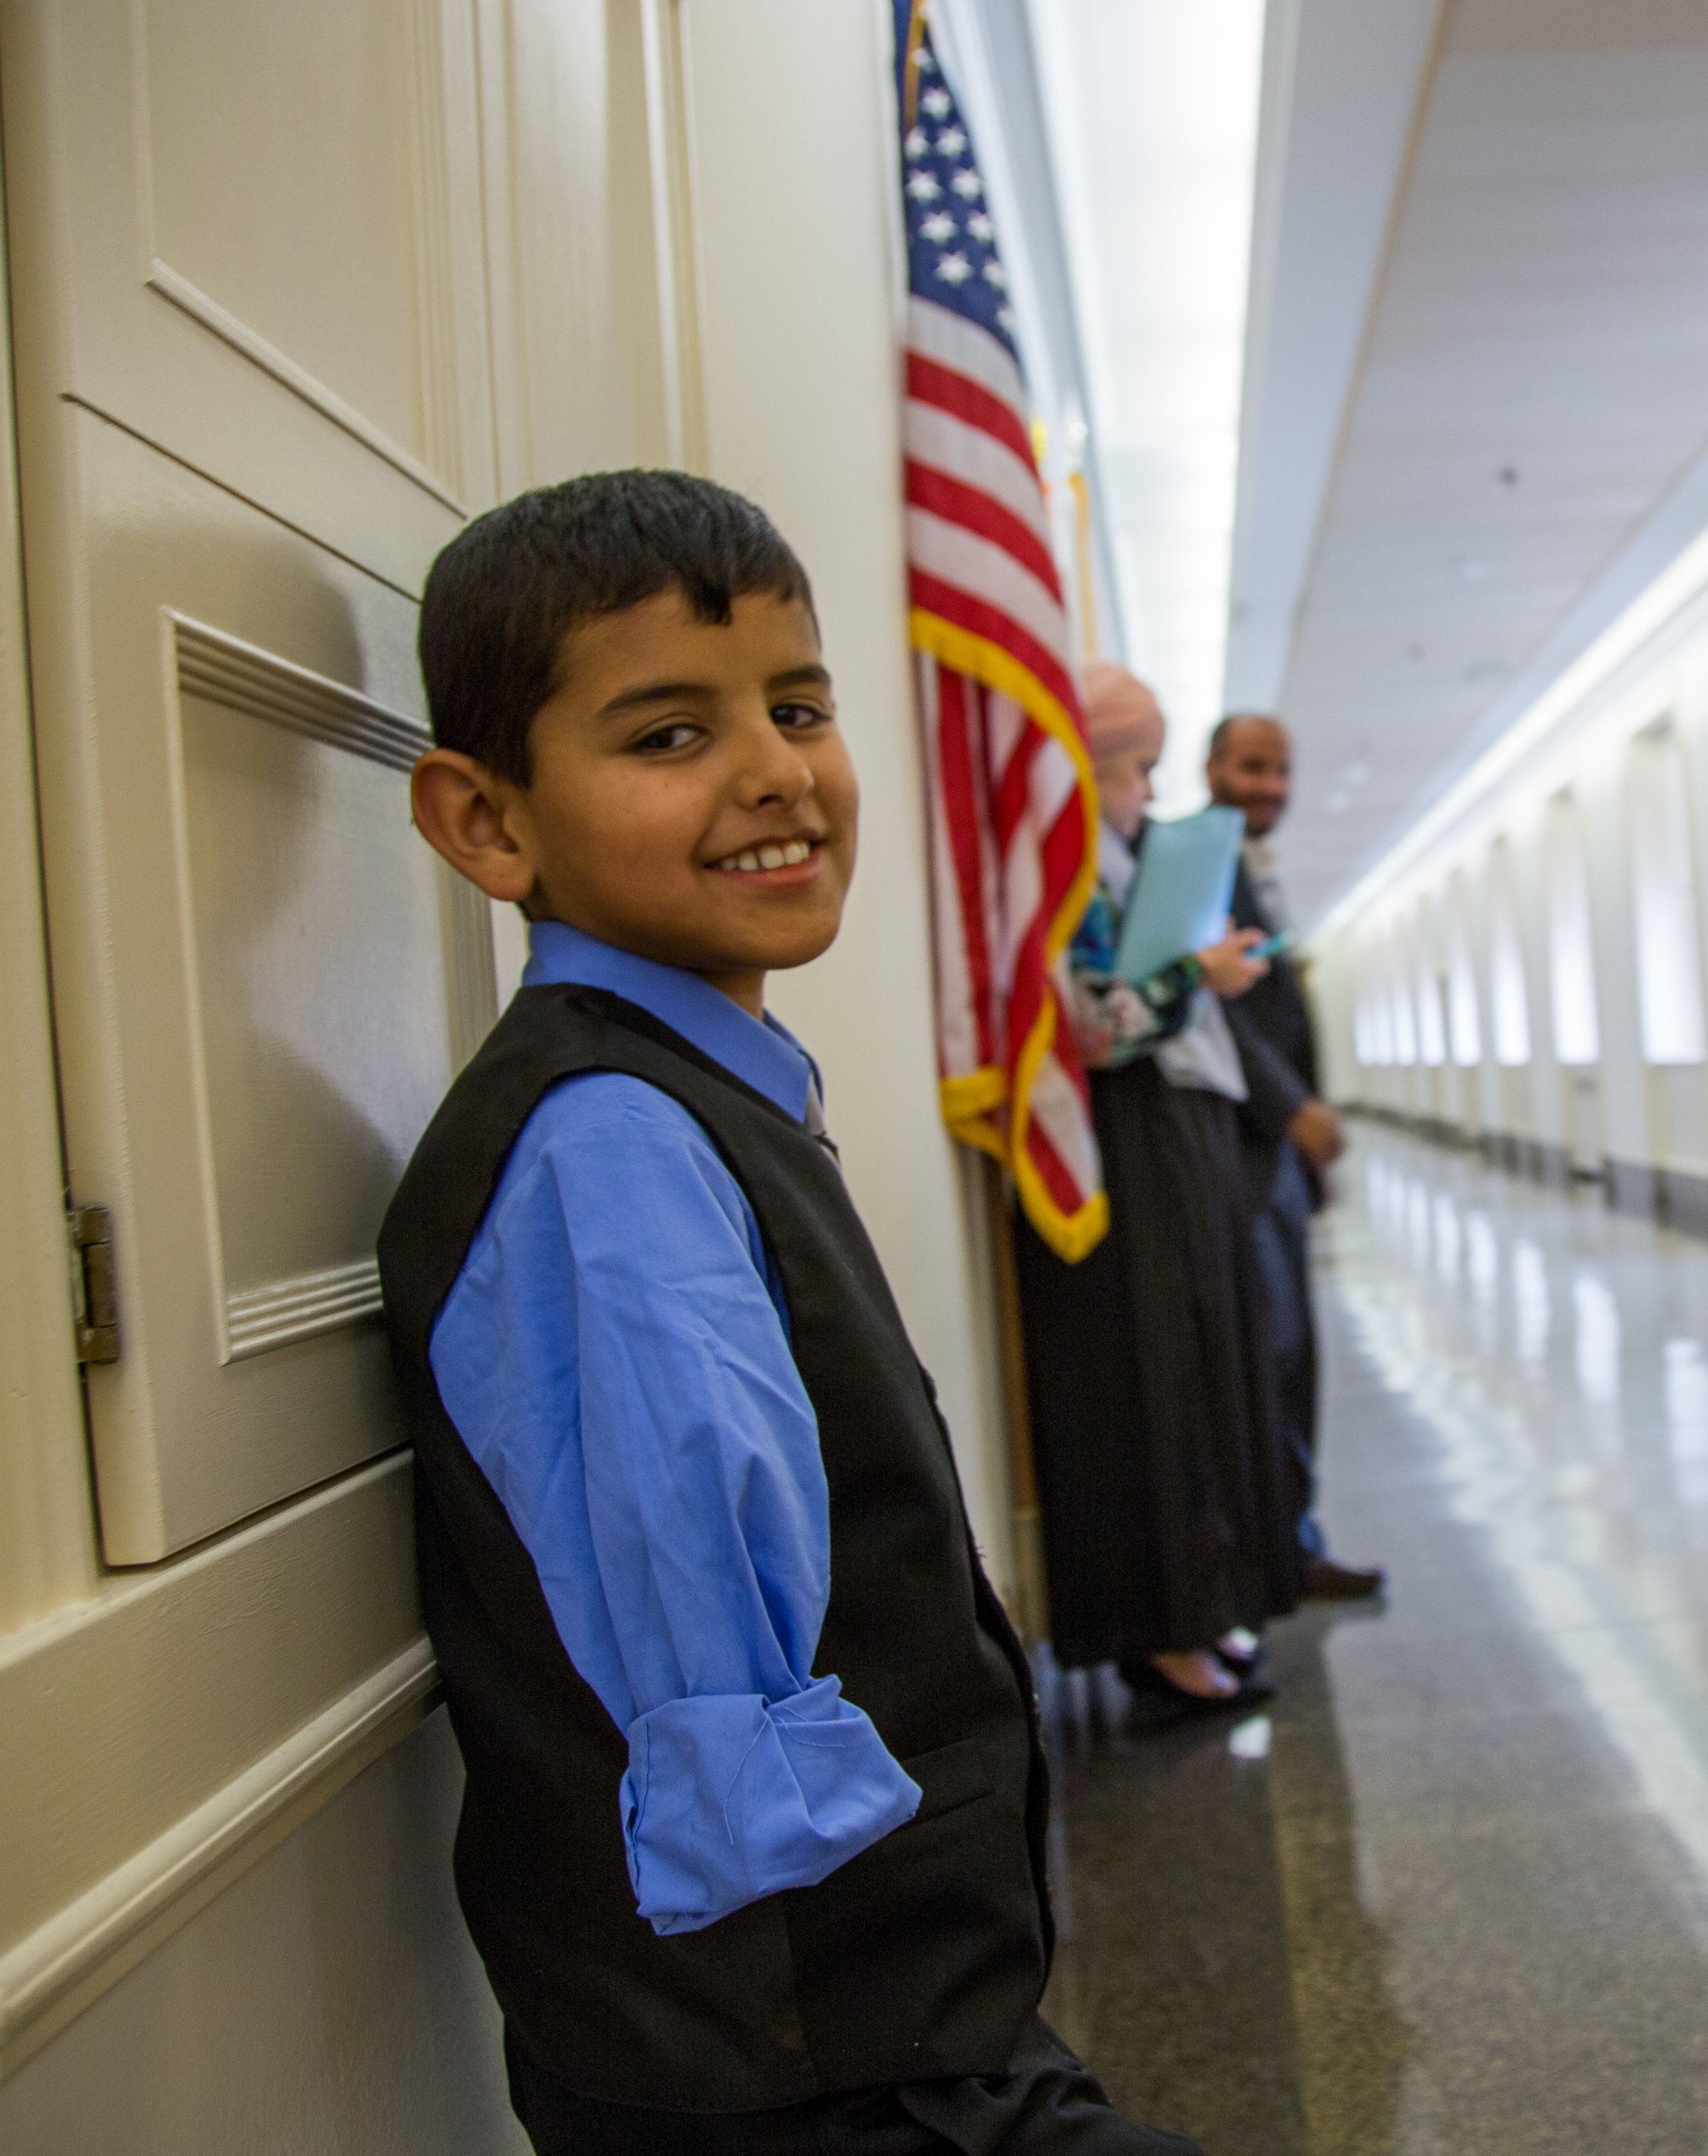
[{"left": 1042, "top": 1128, "right": 1708, "bottom": 2154}]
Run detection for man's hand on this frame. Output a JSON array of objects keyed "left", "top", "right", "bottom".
[{"left": 1287, "top": 1097, "right": 1345, "bottom": 1169}]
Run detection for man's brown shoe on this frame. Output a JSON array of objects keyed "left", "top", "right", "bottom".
[{"left": 1304, "top": 1556, "right": 1386, "bottom": 1601}]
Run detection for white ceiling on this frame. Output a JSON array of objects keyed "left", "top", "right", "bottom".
[
  {"left": 1025, "top": 0, "right": 1266, "bottom": 803},
  {"left": 1224, "top": 0, "right": 1441, "bottom": 715},
  {"left": 1254, "top": 0, "right": 1708, "bottom": 920}
]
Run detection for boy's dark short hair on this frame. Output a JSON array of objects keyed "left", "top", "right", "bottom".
[{"left": 418, "top": 469, "right": 816, "bottom": 783}]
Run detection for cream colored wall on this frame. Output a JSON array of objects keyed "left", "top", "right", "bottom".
[{"left": 678, "top": 0, "right": 1015, "bottom": 1590}]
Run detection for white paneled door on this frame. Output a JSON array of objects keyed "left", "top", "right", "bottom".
[{"left": 2, "top": 0, "right": 501, "bottom": 1561}]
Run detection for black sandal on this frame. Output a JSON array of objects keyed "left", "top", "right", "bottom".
[{"left": 1120, "top": 1659, "right": 1275, "bottom": 1731}]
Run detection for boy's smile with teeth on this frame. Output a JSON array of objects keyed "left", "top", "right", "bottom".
[{"left": 713, "top": 838, "right": 817, "bottom": 873}]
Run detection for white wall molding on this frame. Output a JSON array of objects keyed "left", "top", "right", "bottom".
[{"left": 0, "top": 1638, "right": 438, "bottom": 2081}]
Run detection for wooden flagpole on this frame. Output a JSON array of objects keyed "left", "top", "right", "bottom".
[{"left": 983, "top": 1156, "right": 1049, "bottom": 1647}]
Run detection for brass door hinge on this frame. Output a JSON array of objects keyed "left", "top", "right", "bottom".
[{"left": 68, "top": 1204, "right": 120, "bottom": 1364}]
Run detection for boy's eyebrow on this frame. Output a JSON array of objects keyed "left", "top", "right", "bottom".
[
  {"left": 768, "top": 664, "right": 833, "bottom": 693},
  {"left": 595, "top": 663, "right": 833, "bottom": 719},
  {"left": 595, "top": 678, "right": 715, "bottom": 719}
]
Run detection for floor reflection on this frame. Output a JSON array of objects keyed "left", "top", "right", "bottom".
[{"left": 1041, "top": 1126, "right": 1708, "bottom": 2154}]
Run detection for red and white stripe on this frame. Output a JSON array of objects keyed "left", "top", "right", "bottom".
[{"left": 904, "top": 298, "right": 1106, "bottom": 1260}]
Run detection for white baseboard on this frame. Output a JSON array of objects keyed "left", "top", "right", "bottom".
[{"left": 0, "top": 1638, "right": 440, "bottom": 2079}]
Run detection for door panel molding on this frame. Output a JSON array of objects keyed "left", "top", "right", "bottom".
[
  {"left": 2, "top": 0, "right": 491, "bottom": 599},
  {"left": 142, "top": 261, "right": 467, "bottom": 517},
  {"left": 170, "top": 607, "right": 497, "bottom": 1102},
  {"left": 11, "top": 417, "right": 488, "bottom": 1560},
  {"left": 172, "top": 613, "right": 429, "bottom": 774},
  {"left": 128, "top": 0, "right": 473, "bottom": 515},
  {"left": 223, "top": 1257, "right": 383, "bottom": 1364}
]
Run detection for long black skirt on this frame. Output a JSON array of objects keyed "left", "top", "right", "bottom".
[{"left": 1014, "top": 1058, "right": 1302, "bottom": 1665}]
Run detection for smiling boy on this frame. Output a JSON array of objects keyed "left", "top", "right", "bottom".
[{"left": 378, "top": 472, "right": 1198, "bottom": 2154}]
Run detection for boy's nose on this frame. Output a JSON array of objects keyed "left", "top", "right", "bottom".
[{"left": 737, "top": 719, "right": 815, "bottom": 806}]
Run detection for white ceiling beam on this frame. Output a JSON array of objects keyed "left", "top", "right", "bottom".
[{"left": 1225, "top": 0, "right": 1443, "bottom": 713}]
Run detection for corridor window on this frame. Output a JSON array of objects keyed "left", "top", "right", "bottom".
[
  {"left": 1544, "top": 792, "right": 1600, "bottom": 1066},
  {"left": 1445, "top": 874, "right": 1483, "bottom": 1067},
  {"left": 1627, "top": 722, "right": 1706, "bottom": 1065},
  {"left": 1390, "top": 936, "right": 1418, "bottom": 1065},
  {"left": 1368, "top": 948, "right": 1395, "bottom": 1065},
  {"left": 1354, "top": 978, "right": 1375, "bottom": 1066},
  {"left": 1488, "top": 837, "right": 1531, "bottom": 1066},
  {"left": 1357, "top": 941, "right": 1391, "bottom": 1066},
  {"left": 1414, "top": 911, "right": 1448, "bottom": 1066}
]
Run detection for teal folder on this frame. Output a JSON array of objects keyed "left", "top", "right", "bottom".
[{"left": 1113, "top": 805, "right": 1246, "bottom": 985}]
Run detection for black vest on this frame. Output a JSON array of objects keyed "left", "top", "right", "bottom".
[{"left": 378, "top": 985, "right": 1051, "bottom": 2110}]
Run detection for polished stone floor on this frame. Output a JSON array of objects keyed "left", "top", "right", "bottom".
[{"left": 1040, "top": 1127, "right": 1708, "bottom": 2155}]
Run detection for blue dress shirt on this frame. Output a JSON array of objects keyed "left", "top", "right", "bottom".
[{"left": 428, "top": 920, "right": 921, "bottom": 1935}]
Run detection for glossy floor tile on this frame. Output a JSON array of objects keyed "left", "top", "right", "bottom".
[{"left": 1040, "top": 1129, "right": 1708, "bottom": 2155}]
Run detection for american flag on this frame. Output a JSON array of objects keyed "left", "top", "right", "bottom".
[{"left": 893, "top": 2, "right": 1107, "bottom": 1262}]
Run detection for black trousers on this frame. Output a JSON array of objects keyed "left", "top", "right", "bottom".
[
  {"left": 1248, "top": 1140, "right": 1321, "bottom": 1554},
  {"left": 505, "top": 2015, "right": 1202, "bottom": 2154}
]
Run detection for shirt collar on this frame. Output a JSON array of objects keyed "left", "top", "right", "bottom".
[{"left": 521, "top": 918, "right": 815, "bottom": 1124}]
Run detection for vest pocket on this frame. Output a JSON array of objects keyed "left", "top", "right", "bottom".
[{"left": 900, "top": 1734, "right": 992, "bottom": 1824}]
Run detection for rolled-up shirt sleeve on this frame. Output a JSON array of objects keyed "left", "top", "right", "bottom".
[{"left": 428, "top": 1073, "right": 921, "bottom": 1935}]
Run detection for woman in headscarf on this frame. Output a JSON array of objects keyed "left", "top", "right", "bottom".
[{"left": 1013, "top": 663, "right": 1303, "bottom": 1723}]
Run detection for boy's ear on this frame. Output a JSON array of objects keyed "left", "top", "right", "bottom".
[{"left": 411, "top": 749, "right": 537, "bottom": 907}]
